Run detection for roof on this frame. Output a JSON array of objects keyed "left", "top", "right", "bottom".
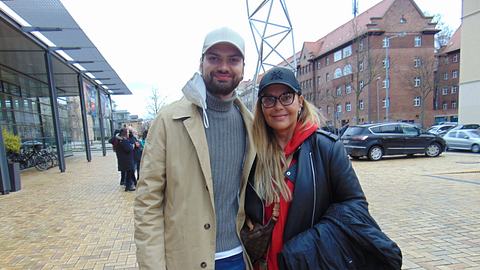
[
  {"left": 439, "top": 25, "right": 461, "bottom": 54},
  {"left": 301, "top": 0, "right": 437, "bottom": 60},
  {"left": 0, "top": 0, "right": 131, "bottom": 95}
]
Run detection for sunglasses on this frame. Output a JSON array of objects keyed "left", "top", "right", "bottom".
[{"left": 260, "top": 92, "right": 296, "bottom": 108}]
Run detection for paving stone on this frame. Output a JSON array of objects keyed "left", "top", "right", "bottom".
[{"left": 0, "top": 151, "right": 479, "bottom": 269}]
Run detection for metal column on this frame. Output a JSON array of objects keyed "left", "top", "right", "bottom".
[
  {"left": 0, "top": 127, "right": 11, "bottom": 195},
  {"left": 108, "top": 94, "right": 114, "bottom": 137},
  {"left": 78, "top": 75, "right": 92, "bottom": 162},
  {"left": 97, "top": 87, "right": 106, "bottom": 156},
  {"left": 45, "top": 51, "right": 66, "bottom": 172}
]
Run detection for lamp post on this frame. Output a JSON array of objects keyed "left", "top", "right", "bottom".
[
  {"left": 376, "top": 77, "right": 381, "bottom": 122},
  {"left": 384, "top": 32, "right": 406, "bottom": 121}
]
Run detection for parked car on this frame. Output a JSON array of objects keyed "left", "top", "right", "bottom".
[
  {"left": 450, "top": 124, "right": 480, "bottom": 131},
  {"left": 427, "top": 124, "right": 457, "bottom": 137},
  {"left": 341, "top": 122, "right": 446, "bottom": 161},
  {"left": 443, "top": 129, "right": 480, "bottom": 153}
]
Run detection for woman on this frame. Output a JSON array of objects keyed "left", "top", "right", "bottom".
[{"left": 243, "top": 67, "right": 402, "bottom": 269}]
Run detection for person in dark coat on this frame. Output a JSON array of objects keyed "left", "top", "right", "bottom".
[
  {"left": 242, "top": 67, "right": 402, "bottom": 269},
  {"left": 116, "top": 128, "right": 136, "bottom": 191},
  {"left": 109, "top": 129, "right": 125, "bottom": 185},
  {"left": 130, "top": 129, "right": 143, "bottom": 181}
]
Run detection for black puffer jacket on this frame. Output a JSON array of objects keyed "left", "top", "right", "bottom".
[{"left": 245, "top": 130, "right": 402, "bottom": 269}]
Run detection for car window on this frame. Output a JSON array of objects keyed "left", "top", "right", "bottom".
[
  {"left": 379, "top": 125, "right": 401, "bottom": 134},
  {"left": 402, "top": 125, "right": 418, "bottom": 135},
  {"left": 343, "top": 127, "right": 365, "bottom": 136},
  {"left": 457, "top": 131, "right": 468, "bottom": 138},
  {"left": 447, "top": 131, "right": 457, "bottom": 138}
]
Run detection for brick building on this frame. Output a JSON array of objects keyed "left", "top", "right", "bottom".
[
  {"left": 296, "top": 0, "right": 439, "bottom": 129},
  {"left": 434, "top": 27, "right": 461, "bottom": 124}
]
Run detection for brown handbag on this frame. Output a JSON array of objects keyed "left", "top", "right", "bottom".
[{"left": 241, "top": 203, "right": 279, "bottom": 264}]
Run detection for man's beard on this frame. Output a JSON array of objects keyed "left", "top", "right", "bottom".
[{"left": 203, "top": 72, "right": 242, "bottom": 96}]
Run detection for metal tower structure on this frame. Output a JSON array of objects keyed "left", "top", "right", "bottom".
[{"left": 246, "top": 0, "right": 297, "bottom": 101}]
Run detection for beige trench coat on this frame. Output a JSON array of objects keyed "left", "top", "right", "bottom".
[{"left": 134, "top": 97, "right": 255, "bottom": 270}]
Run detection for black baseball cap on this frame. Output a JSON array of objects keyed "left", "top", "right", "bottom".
[{"left": 258, "top": 67, "right": 301, "bottom": 97}]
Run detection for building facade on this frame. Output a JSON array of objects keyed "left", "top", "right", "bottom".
[
  {"left": 297, "top": 0, "right": 438, "bottom": 129},
  {"left": 434, "top": 27, "right": 460, "bottom": 124},
  {"left": 458, "top": 0, "right": 480, "bottom": 124}
]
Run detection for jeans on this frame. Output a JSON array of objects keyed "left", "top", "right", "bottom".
[{"left": 215, "top": 252, "right": 246, "bottom": 270}]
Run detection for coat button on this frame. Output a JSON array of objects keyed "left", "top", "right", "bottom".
[
  {"left": 204, "top": 223, "right": 211, "bottom": 230},
  {"left": 200, "top": 262, "right": 207, "bottom": 268}
]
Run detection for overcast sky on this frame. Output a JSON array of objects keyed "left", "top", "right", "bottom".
[{"left": 59, "top": 0, "right": 462, "bottom": 118}]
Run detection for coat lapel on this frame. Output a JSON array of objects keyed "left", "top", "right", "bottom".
[{"left": 173, "top": 101, "right": 215, "bottom": 210}]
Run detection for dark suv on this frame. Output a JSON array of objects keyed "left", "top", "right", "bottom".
[{"left": 341, "top": 123, "right": 446, "bottom": 161}]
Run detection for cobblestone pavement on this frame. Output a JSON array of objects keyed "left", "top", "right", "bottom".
[{"left": 0, "top": 151, "right": 479, "bottom": 269}]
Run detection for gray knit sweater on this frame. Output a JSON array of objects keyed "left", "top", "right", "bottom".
[{"left": 204, "top": 91, "right": 246, "bottom": 253}]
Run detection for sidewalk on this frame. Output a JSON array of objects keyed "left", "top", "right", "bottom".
[
  {"left": 0, "top": 152, "right": 137, "bottom": 270},
  {"left": 0, "top": 151, "right": 479, "bottom": 269}
]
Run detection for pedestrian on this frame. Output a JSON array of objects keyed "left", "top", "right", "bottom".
[
  {"left": 108, "top": 129, "right": 125, "bottom": 185},
  {"left": 116, "top": 128, "right": 136, "bottom": 192},
  {"left": 131, "top": 129, "right": 143, "bottom": 181},
  {"left": 242, "top": 67, "right": 402, "bottom": 269},
  {"left": 134, "top": 27, "right": 256, "bottom": 270}
]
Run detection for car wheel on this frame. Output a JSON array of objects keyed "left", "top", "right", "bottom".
[
  {"left": 472, "top": 144, "right": 480, "bottom": 153},
  {"left": 425, "top": 143, "right": 441, "bottom": 157},
  {"left": 368, "top": 146, "right": 383, "bottom": 161}
]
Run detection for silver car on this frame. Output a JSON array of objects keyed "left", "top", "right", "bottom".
[{"left": 444, "top": 129, "right": 480, "bottom": 153}]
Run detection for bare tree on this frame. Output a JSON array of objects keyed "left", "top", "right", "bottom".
[
  {"left": 351, "top": 19, "right": 383, "bottom": 124},
  {"left": 408, "top": 56, "right": 436, "bottom": 128},
  {"left": 320, "top": 88, "right": 346, "bottom": 132},
  {"left": 428, "top": 13, "right": 453, "bottom": 49},
  {"left": 146, "top": 88, "right": 167, "bottom": 119}
]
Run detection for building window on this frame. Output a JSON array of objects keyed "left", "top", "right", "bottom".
[
  {"left": 359, "top": 38, "right": 364, "bottom": 51},
  {"left": 444, "top": 56, "right": 449, "bottom": 64},
  {"left": 359, "top": 80, "right": 364, "bottom": 89},
  {"left": 317, "top": 62, "right": 321, "bottom": 70},
  {"left": 326, "top": 57, "right": 330, "bottom": 65},
  {"left": 400, "top": 16, "right": 407, "bottom": 24},
  {"left": 343, "top": 45, "right": 352, "bottom": 58},
  {"left": 343, "top": 64, "right": 352, "bottom": 75},
  {"left": 452, "top": 70, "right": 458, "bottom": 79},
  {"left": 359, "top": 61, "right": 364, "bottom": 71},
  {"left": 326, "top": 73, "right": 330, "bottom": 81},
  {"left": 414, "top": 96, "right": 421, "bottom": 107},
  {"left": 334, "top": 50, "right": 342, "bottom": 62},
  {"left": 442, "top": 102, "right": 448, "bottom": 110},
  {"left": 382, "top": 37, "right": 390, "bottom": 48},
  {"left": 442, "top": 87, "right": 449, "bottom": 95},
  {"left": 334, "top": 68, "right": 343, "bottom": 79},
  {"left": 414, "top": 58, "right": 421, "bottom": 67},
  {"left": 346, "top": 102, "right": 352, "bottom": 112},
  {"left": 359, "top": 100, "right": 364, "bottom": 110},
  {"left": 451, "top": 86, "right": 458, "bottom": 93},
  {"left": 452, "top": 101, "right": 457, "bottom": 109},
  {"left": 414, "top": 36, "right": 422, "bottom": 47},
  {"left": 336, "top": 86, "right": 342, "bottom": 96},
  {"left": 382, "top": 99, "right": 387, "bottom": 108},
  {"left": 336, "top": 104, "right": 342, "bottom": 113},
  {"left": 444, "top": 72, "right": 449, "bottom": 80},
  {"left": 383, "top": 58, "right": 390, "bottom": 69},
  {"left": 345, "top": 84, "right": 352, "bottom": 94},
  {"left": 414, "top": 77, "right": 421, "bottom": 87},
  {"left": 452, "top": 54, "right": 458, "bottom": 62},
  {"left": 327, "top": 105, "right": 330, "bottom": 114},
  {"left": 383, "top": 80, "right": 389, "bottom": 88},
  {"left": 317, "top": 76, "right": 321, "bottom": 86}
]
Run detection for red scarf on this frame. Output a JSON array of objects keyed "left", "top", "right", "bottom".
[{"left": 262, "top": 121, "right": 318, "bottom": 270}]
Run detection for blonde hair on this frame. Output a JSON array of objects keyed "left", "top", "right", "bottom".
[{"left": 252, "top": 95, "right": 322, "bottom": 205}]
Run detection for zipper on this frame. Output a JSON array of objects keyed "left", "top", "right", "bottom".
[
  {"left": 309, "top": 152, "right": 316, "bottom": 228},
  {"left": 247, "top": 181, "right": 265, "bottom": 223}
]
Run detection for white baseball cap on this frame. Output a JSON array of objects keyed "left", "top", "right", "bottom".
[{"left": 202, "top": 27, "right": 245, "bottom": 58}]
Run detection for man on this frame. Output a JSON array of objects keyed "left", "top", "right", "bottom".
[
  {"left": 116, "top": 128, "right": 136, "bottom": 191},
  {"left": 134, "top": 27, "right": 256, "bottom": 270}
]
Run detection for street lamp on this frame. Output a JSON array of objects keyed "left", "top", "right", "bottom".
[{"left": 384, "top": 32, "right": 406, "bottom": 121}]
